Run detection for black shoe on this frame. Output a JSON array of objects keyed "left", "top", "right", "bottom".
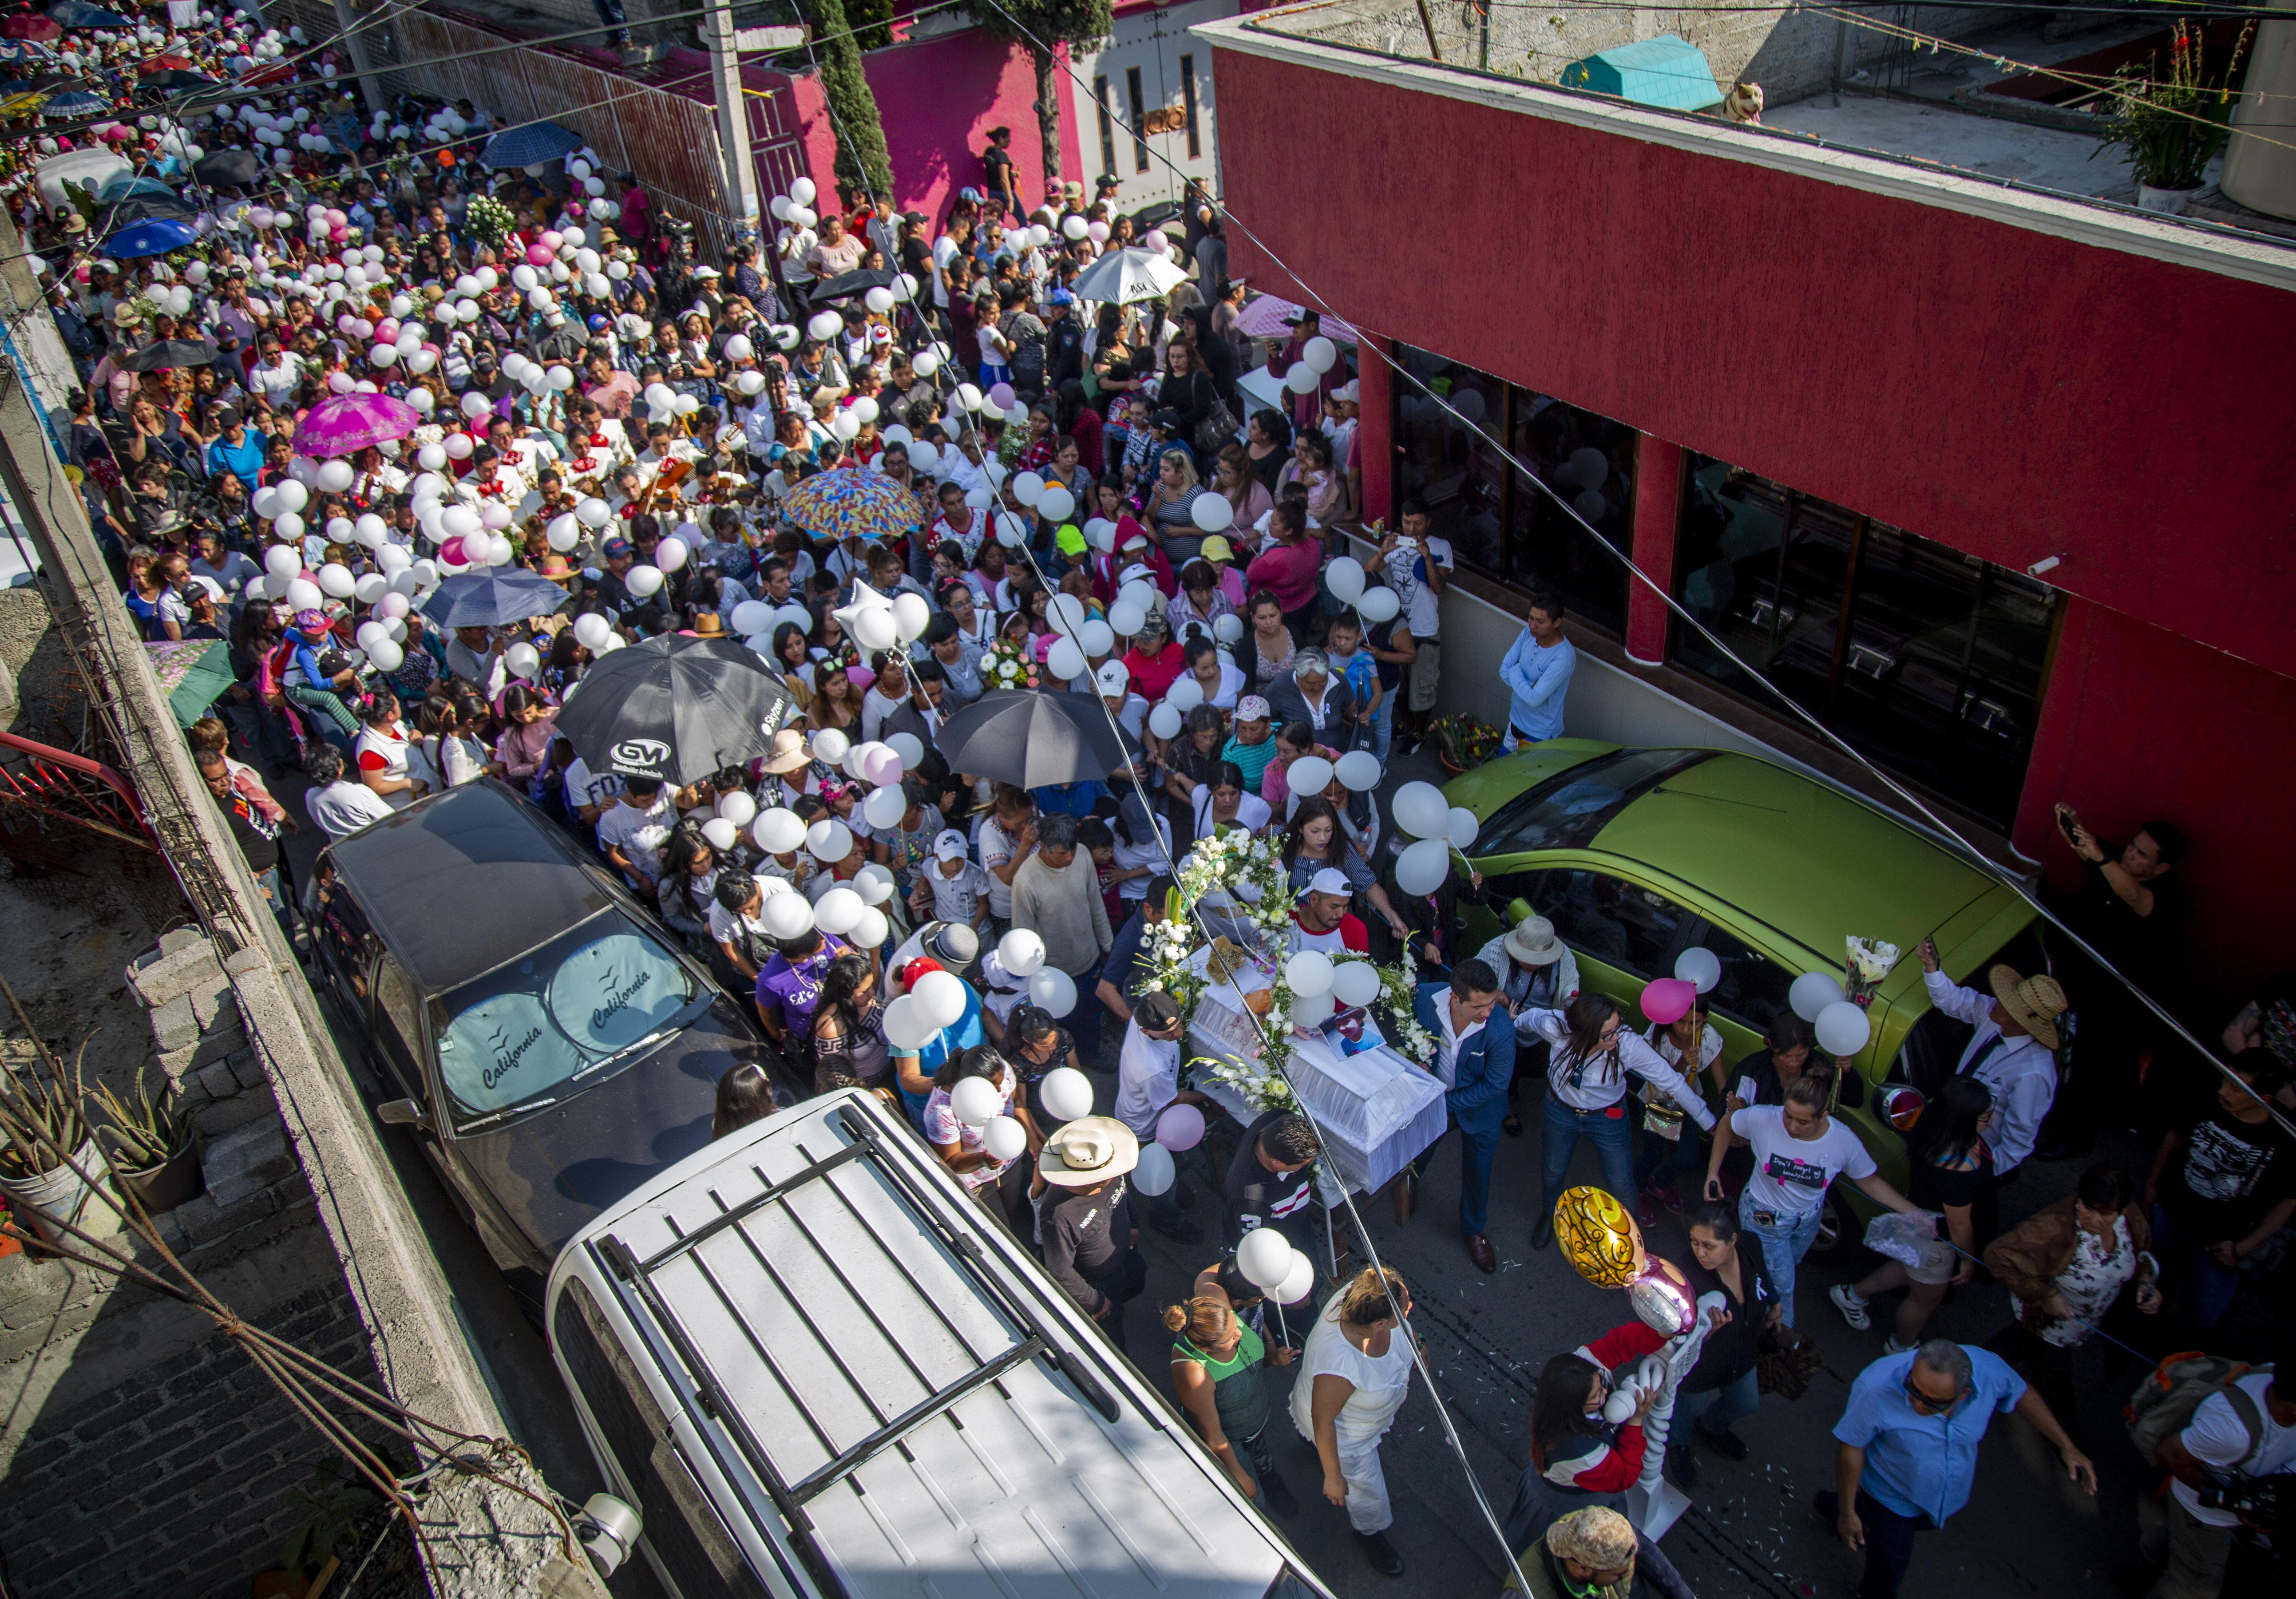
[
  {"left": 1151, "top": 1215, "right": 1203, "bottom": 1243},
  {"left": 2035, "top": 1139, "right": 2094, "bottom": 1164},
  {"left": 1698, "top": 1425, "right": 1749, "bottom": 1461},
  {"left": 1258, "top": 1468, "right": 1299, "bottom": 1517},
  {"left": 1530, "top": 1215, "right": 1554, "bottom": 1249},
  {"left": 1354, "top": 1529, "right": 1405, "bottom": 1577},
  {"left": 1666, "top": 1441, "right": 1698, "bottom": 1490}
]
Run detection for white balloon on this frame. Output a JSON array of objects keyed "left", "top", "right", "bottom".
[
  {"left": 1446, "top": 807, "right": 1481, "bottom": 852},
  {"left": 862, "top": 784, "right": 907, "bottom": 830},
  {"left": 574, "top": 613, "right": 614, "bottom": 651},
  {"left": 1037, "top": 1065, "right": 1094, "bottom": 1124},
  {"left": 812, "top": 728, "right": 851, "bottom": 766},
  {"left": 716, "top": 789, "right": 758, "bottom": 827},
  {"left": 625, "top": 564, "right": 664, "bottom": 598},
  {"left": 1392, "top": 781, "right": 1453, "bottom": 841},
  {"left": 813, "top": 886, "right": 865, "bottom": 935},
  {"left": 1327, "top": 556, "right": 1366, "bottom": 604},
  {"left": 1166, "top": 676, "right": 1204, "bottom": 712},
  {"left": 807, "top": 819, "right": 855, "bottom": 865},
  {"left": 1028, "top": 967, "right": 1077, "bottom": 1017},
  {"left": 912, "top": 971, "right": 969, "bottom": 1030},
  {"left": 1236, "top": 1227, "right": 1297, "bottom": 1290},
  {"left": 1301, "top": 335, "right": 1338, "bottom": 374},
  {"left": 760, "top": 891, "right": 815, "bottom": 940},
  {"left": 317, "top": 562, "right": 356, "bottom": 599},
  {"left": 891, "top": 592, "right": 932, "bottom": 644},
  {"left": 1191, "top": 494, "right": 1234, "bottom": 533},
  {"left": 1356, "top": 587, "right": 1401, "bottom": 624},
  {"left": 1674, "top": 946, "right": 1722, "bottom": 993},
  {"left": 655, "top": 536, "right": 689, "bottom": 573},
  {"left": 1790, "top": 971, "right": 1847, "bottom": 1021},
  {"left": 1332, "top": 958, "right": 1383, "bottom": 1009},
  {"left": 1274, "top": 1252, "right": 1318, "bottom": 1305},
  {"left": 982, "top": 1115, "right": 1028, "bottom": 1161},
  {"left": 883, "top": 994, "right": 937, "bottom": 1050},
  {"left": 1148, "top": 702, "right": 1184, "bottom": 740},
  {"left": 702, "top": 818, "right": 740, "bottom": 853},
  {"left": 1334, "top": 750, "right": 1382, "bottom": 792},
  {"left": 283, "top": 578, "right": 322, "bottom": 613},
  {"left": 1131, "top": 1141, "right": 1176, "bottom": 1196},
  {"left": 1285, "top": 950, "right": 1335, "bottom": 998},
  {"left": 949, "top": 1074, "right": 1003, "bottom": 1127},
  {"left": 1816, "top": 1000, "right": 1872, "bottom": 1058},
  {"left": 752, "top": 807, "right": 808, "bottom": 854},
  {"left": 1037, "top": 485, "right": 1076, "bottom": 523},
  {"left": 1394, "top": 837, "right": 1453, "bottom": 897},
  {"left": 997, "top": 928, "right": 1047, "bottom": 978},
  {"left": 1045, "top": 638, "right": 1086, "bottom": 682},
  {"left": 1287, "top": 756, "right": 1334, "bottom": 798}
]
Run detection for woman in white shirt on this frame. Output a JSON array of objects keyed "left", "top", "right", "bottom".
[
  {"left": 1521, "top": 993, "right": 1716, "bottom": 1249},
  {"left": 408, "top": 694, "right": 492, "bottom": 792},
  {"left": 1189, "top": 763, "right": 1272, "bottom": 840},
  {"left": 1291, "top": 1267, "right": 1418, "bottom": 1576},
  {"left": 1633, "top": 994, "right": 1726, "bottom": 1219}
]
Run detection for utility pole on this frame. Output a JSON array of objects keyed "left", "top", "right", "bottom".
[{"left": 705, "top": 0, "right": 763, "bottom": 239}]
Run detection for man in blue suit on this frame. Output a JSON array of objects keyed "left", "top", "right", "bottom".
[{"left": 1404, "top": 958, "right": 1515, "bottom": 1273}]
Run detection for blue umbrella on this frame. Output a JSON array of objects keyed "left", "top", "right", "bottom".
[
  {"left": 47, "top": 3, "right": 131, "bottom": 26},
  {"left": 479, "top": 120, "right": 584, "bottom": 171},
  {"left": 95, "top": 170, "right": 170, "bottom": 202},
  {"left": 107, "top": 217, "right": 197, "bottom": 257},
  {"left": 39, "top": 88, "right": 103, "bottom": 114},
  {"left": 420, "top": 570, "right": 570, "bottom": 629}
]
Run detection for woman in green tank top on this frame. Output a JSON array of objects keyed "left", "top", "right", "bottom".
[{"left": 1167, "top": 1293, "right": 1300, "bottom": 1516}]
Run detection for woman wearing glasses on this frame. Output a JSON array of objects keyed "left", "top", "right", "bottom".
[{"left": 1522, "top": 994, "right": 1718, "bottom": 1250}]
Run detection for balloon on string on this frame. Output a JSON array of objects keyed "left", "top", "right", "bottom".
[
  {"left": 1391, "top": 781, "right": 1452, "bottom": 840},
  {"left": 997, "top": 929, "right": 1047, "bottom": 977},
  {"left": 1167, "top": 676, "right": 1204, "bottom": 712},
  {"left": 1334, "top": 750, "right": 1382, "bottom": 792},
  {"left": 1132, "top": 1141, "right": 1176, "bottom": 1196},
  {"left": 807, "top": 819, "right": 855, "bottom": 865},
  {"left": 1109, "top": 599, "right": 1148, "bottom": 637},
  {"left": 1028, "top": 967, "right": 1077, "bottom": 1017},
  {"left": 1332, "top": 958, "right": 1383, "bottom": 1008},
  {"left": 1446, "top": 807, "right": 1481, "bottom": 852},
  {"left": 812, "top": 728, "right": 851, "bottom": 766},
  {"left": 752, "top": 807, "right": 807, "bottom": 854},
  {"left": 1790, "top": 971, "right": 1847, "bottom": 1021},
  {"left": 853, "top": 864, "right": 899, "bottom": 906},
  {"left": 760, "top": 891, "right": 815, "bottom": 940},
  {"left": 1236, "top": 1227, "right": 1296, "bottom": 1290},
  {"left": 701, "top": 818, "right": 740, "bottom": 853},
  {"left": 1286, "top": 950, "right": 1335, "bottom": 997},
  {"left": 1301, "top": 336, "right": 1338, "bottom": 374},
  {"left": 813, "top": 886, "right": 866, "bottom": 935},
  {"left": 982, "top": 1116, "right": 1028, "bottom": 1161},
  {"left": 1640, "top": 978, "right": 1696, "bottom": 1026},
  {"left": 1674, "top": 946, "right": 1722, "bottom": 993},
  {"left": 949, "top": 1075, "right": 1003, "bottom": 1127},
  {"left": 849, "top": 906, "right": 891, "bottom": 949},
  {"left": 1815, "top": 1000, "right": 1872, "bottom": 1057},
  {"left": 1292, "top": 990, "right": 1338, "bottom": 1028},
  {"left": 656, "top": 537, "right": 689, "bottom": 574},
  {"left": 862, "top": 785, "right": 907, "bottom": 829},
  {"left": 1037, "top": 485, "right": 1076, "bottom": 523},
  {"left": 1355, "top": 586, "right": 1400, "bottom": 623},
  {"left": 1156, "top": 1103, "right": 1205, "bottom": 1152},
  {"left": 1326, "top": 557, "right": 1366, "bottom": 604},
  {"left": 891, "top": 592, "right": 932, "bottom": 643},
  {"left": 1394, "top": 837, "right": 1453, "bottom": 897},
  {"left": 1191, "top": 494, "right": 1234, "bottom": 533},
  {"left": 885, "top": 732, "right": 925, "bottom": 769},
  {"left": 1274, "top": 1252, "right": 1317, "bottom": 1305},
  {"left": 1036, "top": 1065, "right": 1093, "bottom": 1123},
  {"left": 912, "top": 971, "right": 968, "bottom": 1029},
  {"left": 1287, "top": 756, "right": 1334, "bottom": 798},
  {"left": 1284, "top": 365, "right": 1320, "bottom": 396},
  {"left": 883, "top": 994, "right": 937, "bottom": 1050},
  {"left": 1045, "top": 637, "right": 1086, "bottom": 681},
  {"left": 263, "top": 545, "right": 301, "bottom": 580},
  {"left": 1078, "top": 620, "right": 1115, "bottom": 658}
]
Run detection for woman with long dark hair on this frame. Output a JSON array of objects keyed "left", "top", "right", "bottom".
[
  {"left": 711, "top": 1060, "right": 781, "bottom": 1140},
  {"left": 1281, "top": 797, "right": 1408, "bottom": 941},
  {"left": 808, "top": 952, "right": 892, "bottom": 1096},
  {"left": 656, "top": 820, "right": 722, "bottom": 951},
  {"left": 1829, "top": 1075, "right": 1995, "bottom": 1353},
  {"left": 1503, "top": 1348, "right": 1695, "bottom": 1598}
]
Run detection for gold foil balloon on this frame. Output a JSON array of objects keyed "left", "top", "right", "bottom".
[{"left": 1553, "top": 1186, "right": 1647, "bottom": 1289}]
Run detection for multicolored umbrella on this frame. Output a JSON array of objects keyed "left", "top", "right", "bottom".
[
  {"left": 292, "top": 392, "right": 422, "bottom": 457},
  {"left": 106, "top": 216, "right": 196, "bottom": 257},
  {"left": 779, "top": 469, "right": 925, "bottom": 543}
]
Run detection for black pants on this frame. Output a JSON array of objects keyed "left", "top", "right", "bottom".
[
  {"left": 1086, "top": 1249, "right": 1148, "bottom": 1355},
  {"left": 1813, "top": 1490, "right": 1935, "bottom": 1599},
  {"left": 1983, "top": 1321, "right": 2082, "bottom": 1443}
]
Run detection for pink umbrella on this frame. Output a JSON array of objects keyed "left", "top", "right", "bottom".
[
  {"left": 292, "top": 392, "right": 423, "bottom": 458},
  {"left": 1233, "top": 294, "right": 1358, "bottom": 345}
]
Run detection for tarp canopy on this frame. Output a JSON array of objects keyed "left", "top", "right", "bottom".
[{"left": 1560, "top": 34, "right": 1725, "bottom": 113}]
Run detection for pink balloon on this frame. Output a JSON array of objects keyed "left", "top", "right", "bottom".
[
  {"left": 438, "top": 535, "right": 466, "bottom": 566},
  {"left": 323, "top": 208, "right": 347, "bottom": 227},
  {"left": 376, "top": 319, "right": 400, "bottom": 342},
  {"left": 328, "top": 227, "right": 348, "bottom": 244},
  {"left": 539, "top": 230, "right": 564, "bottom": 251},
  {"left": 525, "top": 242, "right": 555, "bottom": 267},
  {"left": 987, "top": 382, "right": 1016, "bottom": 409},
  {"left": 377, "top": 591, "right": 410, "bottom": 619},
  {"left": 1156, "top": 1103, "right": 1206, "bottom": 1152},
  {"left": 299, "top": 569, "right": 319, "bottom": 585},
  {"left": 1640, "top": 978, "right": 1697, "bottom": 1027},
  {"left": 862, "top": 746, "right": 903, "bottom": 787}
]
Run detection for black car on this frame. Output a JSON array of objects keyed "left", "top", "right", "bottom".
[{"left": 308, "top": 781, "right": 783, "bottom": 1290}]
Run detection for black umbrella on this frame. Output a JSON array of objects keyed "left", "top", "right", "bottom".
[
  {"left": 932, "top": 689, "right": 1139, "bottom": 790},
  {"left": 806, "top": 267, "right": 898, "bottom": 303},
  {"left": 139, "top": 69, "right": 217, "bottom": 92},
  {"left": 120, "top": 338, "right": 216, "bottom": 372},
  {"left": 192, "top": 148, "right": 260, "bottom": 187},
  {"left": 102, "top": 193, "right": 198, "bottom": 227},
  {"left": 554, "top": 634, "right": 800, "bottom": 785},
  {"left": 418, "top": 570, "right": 569, "bottom": 629}
]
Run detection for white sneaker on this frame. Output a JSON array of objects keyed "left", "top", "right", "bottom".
[
  {"left": 1829, "top": 1284, "right": 1871, "bottom": 1330},
  {"left": 1883, "top": 1336, "right": 1918, "bottom": 1357}
]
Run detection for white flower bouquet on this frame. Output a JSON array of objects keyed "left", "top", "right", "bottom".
[{"left": 1845, "top": 936, "right": 1900, "bottom": 1005}]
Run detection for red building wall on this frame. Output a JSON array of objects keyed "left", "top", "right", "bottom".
[
  {"left": 1208, "top": 47, "right": 2296, "bottom": 685},
  {"left": 1210, "top": 43, "right": 2296, "bottom": 993}
]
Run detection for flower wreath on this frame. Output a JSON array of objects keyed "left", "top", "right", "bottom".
[{"left": 1139, "top": 830, "right": 1433, "bottom": 1114}]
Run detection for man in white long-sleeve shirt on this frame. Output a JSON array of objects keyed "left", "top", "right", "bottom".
[
  {"left": 1520, "top": 993, "right": 1716, "bottom": 1247},
  {"left": 1914, "top": 935, "right": 2068, "bottom": 1178}
]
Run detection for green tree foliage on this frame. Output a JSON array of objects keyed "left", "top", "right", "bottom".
[
  {"left": 966, "top": 0, "right": 1113, "bottom": 196},
  {"left": 810, "top": 0, "right": 895, "bottom": 206}
]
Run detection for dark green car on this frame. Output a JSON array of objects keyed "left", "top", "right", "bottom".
[{"left": 1445, "top": 741, "right": 2049, "bottom": 1260}]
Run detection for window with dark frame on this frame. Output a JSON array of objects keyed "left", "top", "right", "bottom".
[
  {"left": 1126, "top": 66, "right": 1150, "bottom": 172},
  {"left": 1093, "top": 75, "right": 1116, "bottom": 180},
  {"left": 1180, "top": 53, "right": 1202, "bottom": 158},
  {"left": 1671, "top": 455, "right": 2059, "bottom": 825},
  {"left": 1389, "top": 343, "right": 1633, "bottom": 635}
]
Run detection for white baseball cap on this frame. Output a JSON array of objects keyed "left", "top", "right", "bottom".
[
  {"left": 932, "top": 829, "right": 969, "bottom": 862},
  {"left": 1302, "top": 866, "right": 1352, "bottom": 898},
  {"left": 1094, "top": 660, "right": 1130, "bottom": 695}
]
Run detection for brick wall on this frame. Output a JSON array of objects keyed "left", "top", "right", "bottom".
[
  {"left": 1260, "top": 0, "right": 2036, "bottom": 107},
  {"left": 0, "top": 1276, "right": 391, "bottom": 1599}
]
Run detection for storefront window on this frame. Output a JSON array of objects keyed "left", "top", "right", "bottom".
[
  {"left": 1389, "top": 345, "right": 1631, "bottom": 633},
  {"left": 1672, "top": 456, "right": 2058, "bottom": 823}
]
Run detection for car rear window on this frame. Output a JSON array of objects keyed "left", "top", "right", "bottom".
[
  {"left": 435, "top": 912, "right": 697, "bottom": 1124},
  {"left": 1476, "top": 748, "right": 1713, "bottom": 856}
]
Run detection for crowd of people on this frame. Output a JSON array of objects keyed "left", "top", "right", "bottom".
[{"left": 16, "top": 8, "right": 2290, "bottom": 1598}]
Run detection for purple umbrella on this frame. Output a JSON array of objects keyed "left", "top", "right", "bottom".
[{"left": 292, "top": 392, "right": 423, "bottom": 459}]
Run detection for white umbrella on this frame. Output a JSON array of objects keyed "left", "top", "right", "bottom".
[{"left": 1071, "top": 245, "right": 1190, "bottom": 305}]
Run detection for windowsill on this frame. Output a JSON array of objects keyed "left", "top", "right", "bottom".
[{"left": 1440, "top": 564, "right": 2040, "bottom": 878}]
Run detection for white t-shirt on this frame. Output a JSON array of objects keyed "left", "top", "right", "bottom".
[
  {"left": 1734, "top": 1105, "right": 1876, "bottom": 1219},
  {"left": 597, "top": 793, "right": 675, "bottom": 881},
  {"left": 352, "top": 725, "right": 418, "bottom": 810},
  {"left": 706, "top": 898, "right": 767, "bottom": 952},
  {"left": 562, "top": 756, "right": 623, "bottom": 815},
  {"left": 1388, "top": 535, "right": 1453, "bottom": 640},
  {"left": 1111, "top": 1019, "right": 1179, "bottom": 1139},
  {"left": 2172, "top": 1371, "right": 2296, "bottom": 1527},
  {"left": 1189, "top": 783, "right": 1271, "bottom": 840},
  {"left": 306, "top": 780, "right": 395, "bottom": 840},
  {"left": 978, "top": 815, "right": 1027, "bottom": 919}
]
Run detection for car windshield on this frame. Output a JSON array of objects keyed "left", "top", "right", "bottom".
[
  {"left": 433, "top": 912, "right": 700, "bottom": 1128},
  {"left": 1475, "top": 749, "right": 1714, "bottom": 856}
]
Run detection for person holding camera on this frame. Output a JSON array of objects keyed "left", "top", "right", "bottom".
[{"left": 2145, "top": 1346, "right": 2296, "bottom": 1599}]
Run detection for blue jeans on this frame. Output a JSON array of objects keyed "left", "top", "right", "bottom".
[
  {"left": 1687, "top": 1366, "right": 1759, "bottom": 1441},
  {"left": 2150, "top": 1202, "right": 2242, "bottom": 1328},
  {"left": 1369, "top": 689, "right": 1394, "bottom": 764},
  {"left": 1633, "top": 1120, "right": 1703, "bottom": 1196},
  {"left": 1540, "top": 1096, "right": 1636, "bottom": 1216},
  {"left": 1741, "top": 1188, "right": 1823, "bottom": 1328}
]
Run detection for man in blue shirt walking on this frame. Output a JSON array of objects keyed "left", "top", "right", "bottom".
[
  {"left": 1818, "top": 1339, "right": 2094, "bottom": 1599},
  {"left": 1496, "top": 587, "right": 1576, "bottom": 749}
]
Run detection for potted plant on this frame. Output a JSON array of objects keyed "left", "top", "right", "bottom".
[
  {"left": 2097, "top": 21, "right": 2254, "bottom": 214},
  {"left": 0, "top": 1041, "right": 106, "bottom": 1250},
  {"left": 91, "top": 1064, "right": 202, "bottom": 1215},
  {"left": 1426, "top": 712, "right": 1501, "bottom": 777}
]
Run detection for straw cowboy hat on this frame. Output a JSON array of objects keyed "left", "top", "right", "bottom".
[
  {"left": 1037, "top": 1116, "right": 1140, "bottom": 1187},
  {"left": 759, "top": 728, "right": 811, "bottom": 775},
  {"left": 537, "top": 553, "right": 573, "bottom": 580},
  {"left": 689, "top": 611, "right": 727, "bottom": 639},
  {"left": 1505, "top": 915, "right": 1567, "bottom": 967},
  {"left": 1988, "top": 965, "right": 2070, "bottom": 1051}
]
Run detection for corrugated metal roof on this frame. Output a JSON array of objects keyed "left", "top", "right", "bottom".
[{"left": 591, "top": 1093, "right": 1319, "bottom": 1599}]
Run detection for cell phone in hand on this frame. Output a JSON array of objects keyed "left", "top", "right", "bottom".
[{"left": 2056, "top": 806, "right": 2081, "bottom": 846}]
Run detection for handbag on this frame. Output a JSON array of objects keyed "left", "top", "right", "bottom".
[
  {"left": 1192, "top": 389, "right": 1239, "bottom": 458},
  {"left": 1756, "top": 1323, "right": 1824, "bottom": 1401}
]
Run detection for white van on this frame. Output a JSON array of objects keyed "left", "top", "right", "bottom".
[{"left": 546, "top": 1088, "right": 1334, "bottom": 1599}]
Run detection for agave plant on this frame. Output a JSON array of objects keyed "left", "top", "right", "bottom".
[
  {"left": 88, "top": 1062, "right": 188, "bottom": 1173},
  {"left": 0, "top": 1040, "right": 91, "bottom": 1178}
]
